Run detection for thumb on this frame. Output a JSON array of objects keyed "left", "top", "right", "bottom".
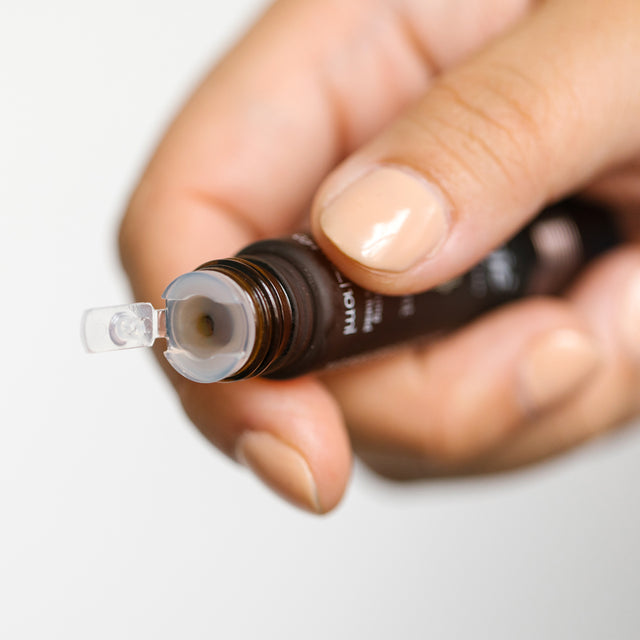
[{"left": 311, "top": 0, "right": 640, "bottom": 294}]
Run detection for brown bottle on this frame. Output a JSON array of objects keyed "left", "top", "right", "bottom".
[{"left": 161, "top": 199, "right": 618, "bottom": 383}]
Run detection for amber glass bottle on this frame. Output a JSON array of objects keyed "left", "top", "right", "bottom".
[{"left": 162, "top": 199, "right": 618, "bottom": 383}]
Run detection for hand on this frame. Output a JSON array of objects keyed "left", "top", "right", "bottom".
[{"left": 119, "top": 0, "right": 640, "bottom": 513}]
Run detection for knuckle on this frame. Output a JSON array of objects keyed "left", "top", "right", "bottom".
[
  {"left": 117, "top": 176, "right": 159, "bottom": 275},
  {"left": 412, "top": 409, "right": 490, "bottom": 468},
  {"left": 117, "top": 188, "right": 143, "bottom": 272},
  {"left": 413, "top": 62, "right": 558, "bottom": 197},
  {"left": 117, "top": 211, "right": 134, "bottom": 273},
  {"left": 400, "top": 355, "right": 494, "bottom": 466}
]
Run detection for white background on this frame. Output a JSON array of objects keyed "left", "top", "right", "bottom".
[{"left": 1, "top": 1, "right": 640, "bottom": 638}]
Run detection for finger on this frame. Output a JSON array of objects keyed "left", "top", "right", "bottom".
[
  {"left": 119, "top": 0, "right": 433, "bottom": 303},
  {"left": 585, "top": 160, "right": 640, "bottom": 232},
  {"left": 321, "top": 296, "right": 602, "bottom": 477},
  {"left": 118, "top": 0, "right": 533, "bottom": 511},
  {"left": 472, "top": 246, "right": 640, "bottom": 472},
  {"left": 173, "top": 374, "right": 351, "bottom": 514},
  {"left": 120, "top": 0, "right": 536, "bottom": 304},
  {"left": 322, "top": 245, "right": 640, "bottom": 480},
  {"left": 311, "top": 0, "right": 640, "bottom": 294}
]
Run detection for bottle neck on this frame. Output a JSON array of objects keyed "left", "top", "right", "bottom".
[{"left": 196, "top": 258, "right": 294, "bottom": 380}]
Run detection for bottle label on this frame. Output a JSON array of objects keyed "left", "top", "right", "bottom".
[{"left": 286, "top": 231, "right": 532, "bottom": 367}]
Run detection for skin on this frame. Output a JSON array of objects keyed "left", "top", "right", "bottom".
[{"left": 120, "top": 0, "right": 640, "bottom": 513}]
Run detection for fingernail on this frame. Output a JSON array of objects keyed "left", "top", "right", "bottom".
[
  {"left": 236, "top": 431, "right": 321, "bottom": 513},
  {"left": 518, "top": 329, "right": 601, "bottom": 413},
  {"left": 319, "top": 166, "right": 450, "bottom": 272},
  {"left": 620, "top": 272, "right": 640, "bottom": 357}
]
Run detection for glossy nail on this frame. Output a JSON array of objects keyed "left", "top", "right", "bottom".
[
  {"left": 518, "top": 329, "right": 601, "bottom": 413},
  {"left": 319, "top": 166, "right": 449, "bottom": 272},
  {"left": 236, "top": 431, "right": 321, "bottom": 513}
]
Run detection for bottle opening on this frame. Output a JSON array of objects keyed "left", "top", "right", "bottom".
[
  {"left": 197, "top": 314, "right": 215, "bottom": 338},
  {"left": 163, "top": 271, "right": 256, "bottom": 383},
  {"left": 169, "top": 295, "right": 237, "bottom": 360}
]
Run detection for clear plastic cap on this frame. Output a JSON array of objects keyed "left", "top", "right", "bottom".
[
  {"left": 81, "top": 303, "right": 165, "bottom": 353},
  {"left": 162, "top": 271, "right": 256, "bottom": 383},
  {"left": 83, "top": 271, "right": 256, "bottom": 383}
]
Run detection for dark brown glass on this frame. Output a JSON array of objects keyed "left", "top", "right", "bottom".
[{"left": 196, "top": 199, "right": 619, "bottom": 381}]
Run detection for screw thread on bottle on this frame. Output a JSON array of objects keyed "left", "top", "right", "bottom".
[{"left": 196, "top": 258, "right": 294, "bottom": 379}]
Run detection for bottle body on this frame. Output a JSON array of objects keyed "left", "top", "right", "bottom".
[{"left": 161, "top": 199, "right": 618, "bottom": 383}]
